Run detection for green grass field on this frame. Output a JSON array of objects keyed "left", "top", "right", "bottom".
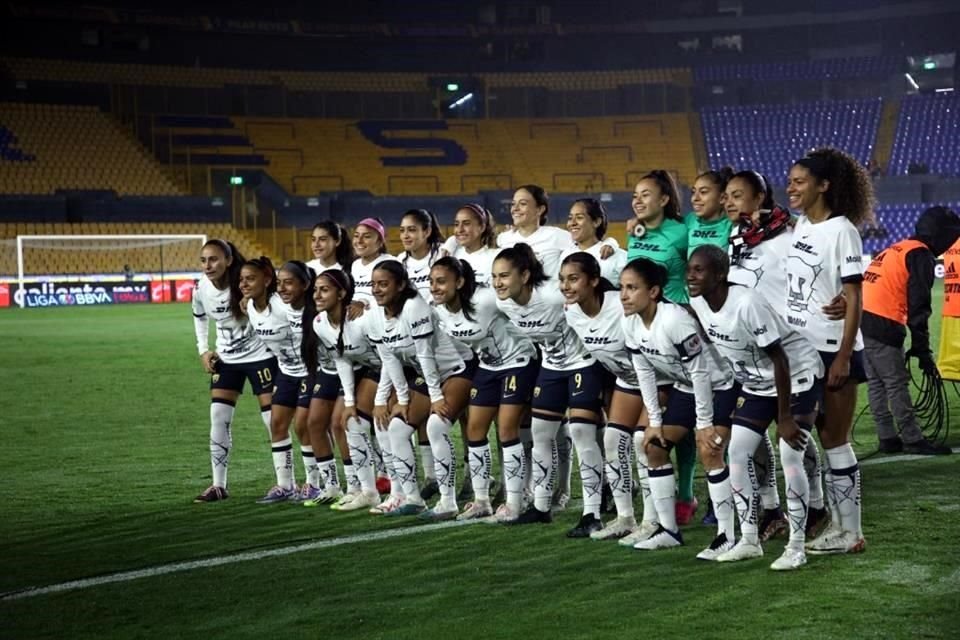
[{"left": 2, "top": 295, "right": 959, "bottom": 639}]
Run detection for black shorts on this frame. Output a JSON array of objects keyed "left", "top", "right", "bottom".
[
  {"left": 661, "top": 384, "right": 739, "bottom": 429},
  {"left": 311, "top": 369, "right": 343, "bottom": 402},
  {"left": 273, "top": 371, "right": 311, "bottom": 409},
  {"left": 404, "top": 358, "right": 479, "bottom": 397},
  {"left": 819, "top": 349, "right": 868, "bottom": 384},
  {"left": 210, "top": 357, "right": 277, "bottom": 395},
  {"left": 733, "top": 378, "right": 822, "bottom": 432},
  {"left": 470, "top": 358, "right": 540, "bottom": 407},
  {"left": 357, "top": 366, "right": 380, "bottom": 385},
  {"left": 532, "top": 361, "right": 605, "bottom": 414}
]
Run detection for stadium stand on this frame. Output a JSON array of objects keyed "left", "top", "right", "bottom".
[
  {"left": 0, "top": 103, "right": 182, "bottom": 196},
  {"left": 700, "top": 98, "right": 882, "bottom": 184},
  {"left": 888, "top": 92, "right": 960, "bottom": 177},
  {"left": 694, "top": 56, "right": 901, "bottom": 83},
  {"left": 862, "top": 201, "right": 960, "bottom": 255}
]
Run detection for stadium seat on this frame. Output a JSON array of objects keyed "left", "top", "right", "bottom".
[{"left": 888, "top": 93, "right": 960, "bottom": 177}]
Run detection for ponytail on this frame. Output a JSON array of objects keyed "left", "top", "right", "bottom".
[
  {"left": 313, "top": 221, "right": 356, "bottom": 268},
  {"left": 242, "top": 255, "right": 278, "bottom": 307},
  {"left": 372, "top": 259, "right": 418, "bottom": 317},
  {"left": 560, "top": 251, "right": 617, "bottom": 302},
  {"left": 495, "top": 243, "right": 548, "bottom": 291},
  {"left": 301, "top": 269, "right": 353, "bottom": 373},
  {"left": 401, "top": 209, "right": 445, "bottom": 265},
  {"left": 640, "top": 170, "right": 681, "bottom": 222},
  {"left": 203, "top": 239, "right": 247, "bottom": 320},
  {"left": 433, "top": 256, "right": 478, "bottom": 321},
  {"left": 622, "top": 257, "right": 668, "bottom": 302},
  {"left": 731, "top": 170, "right": 776, "bottom": 211},
  {"left": 458, "top": 203, "right": 497, "bottom": 248}
]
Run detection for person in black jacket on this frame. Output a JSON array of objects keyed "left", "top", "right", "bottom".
[{"left": 862, "top": 206, "right": 960, "bottom": 455}]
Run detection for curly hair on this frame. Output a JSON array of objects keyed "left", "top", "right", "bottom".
[{"left": 794, "top": 147, "right": 876, "bottom": 226}]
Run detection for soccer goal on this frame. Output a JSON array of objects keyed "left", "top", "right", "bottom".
[{"left": 13, "top": 234, "right": 207, "bottom": 308}]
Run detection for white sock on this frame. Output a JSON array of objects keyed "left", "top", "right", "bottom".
[
  {"left": 370, "top": 433, "right": 387, "bottom": 477},
  {"left": 707, "top": 467, "right": 735, "bottom": 542},
  {"left": 260, "top": 405, "right": 272, "bottom": 440},
  {"left": 556, "top": 420, "right": 572, "bottom": 496},
  {"left": 343, "top": 460, "right": 360, "bottom": 494},
  {"left": 825, "top": 443, "right": 862, "bottom": 536},
  {"left": 419, "top": 440, "right": 436, "bottom": 482},
  {"left": 209, "top": 400, "right": 235, "bottom": 488},
  {"left": 346, "top": 417, "right": 377, "bottom": 494},
  {"left": 426, "top": 414, "right": 457, "bottom": 508},
  {"left": 570, "top": 419, "right": 603, "bottom": 518},
  {"left": 805, "top": 437, "right": 825, "bottom": 510},
  {"left": 501, "top": 439, "right": 525, "bottom": 511},
  {"left": 520, "top": 424, "right": 533, "bottom": 493},
  {"left": 756, "top": 432, "right": 781, "bottom": 510},
  {"left": 729, "top": 424, "right": 763, "bottom": 544},
  {"left": 374, "top": 426, "right": 404, "bottom": 499},
  {"left": 389, "top": 418, "right": 421, "bottom": 501},
  {"left": 604, "top": 425, "right": 634, "bottom": 519},
  {"left": 647, "top": 464, "right": 678, "bottom": 532},
  {"left": 531, "top": 416, "right": 561, "bottom": 511},
  {"left": 300, "top": 445, "right": 320, "bottom": 488},
  {"left": 468, "top": 438, "right": 492, "bottom": 502},
  {"left": 271, "top": 436, "right": 294, "bottom": 490},
  {"left": 316, "top": 454, "right": 339, "bottom": 490},
  {"left": 780, "top": 437, "right": 810, "bottom": 548},
  {"left": 634, "top": 430, "right": 656, "bottom": 524}
]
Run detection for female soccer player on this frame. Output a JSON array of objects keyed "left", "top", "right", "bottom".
[
  {"left": 308, "top": 269, "right": 400, "bottom": 513},
  {"left": 429, "top": 257, "right": 540, "bottom": 521},
  {"left": 351, "top": 218, "right": 395, "bottom": 310},
  {"left": 306, "top": 221, "right": 354, "bottom": 275},
  {"left": 559, "top": 252, "right": 659, "bottom": 541},
  {"left": 493, "top": 244, "right": 607, "bottom": 536},
  {"left": 687, "top": 245, "right": 825, "bottom": 569},
  {"left": 785, "top": 148, "right": 873, "bottom": 555},
  {"left": 620, "top": 258, "right": 737, "bottom": 553},
  {"left": 241, "top": 258, "right": 318, "bottom": 503},
  {"left": 443, "top": 203, "right": 499, "bottom": 287},
  {"left": 560, "top": 199, "right": 628, "bottom": 286},
  {"left": 368, "top": 260, "right": 476, "bottom": 520},
  {"left": 192, "top": 239, "right": 277, "bottom": 503},
  {"left": 398, "top": 209, "right": 446, "bottom": 300},
  {"left": 686, "top": 167, "right": 734, "bottom": 256}
]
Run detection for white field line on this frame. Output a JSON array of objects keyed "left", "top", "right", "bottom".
[{"left": 2, "top": 447, "right": 957, "bottom": 602}]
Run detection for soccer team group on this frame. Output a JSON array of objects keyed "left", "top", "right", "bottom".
[{"left": 191, "top": 146, "right": 875, "bottom": 572}]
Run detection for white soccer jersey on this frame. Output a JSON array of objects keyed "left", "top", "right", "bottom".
[
  {"left": 305, "top": 259, "right": 344, "bottom": 275},
  {"left": 398, "top": 249, "right": 444, "bottom": 301},
  {"left": 192, "top": 277, "right": 270, "bottom": 363},
  {"left": 367, "top": 295, "right": 470, "bottom": 404},
  {"left": 785, "top": 215, "right": 865, "bottom": 352},
  {"left": 565, "top": 290, "right": 639, "bottom": 387},
  {"left": 690, "top": 285, "right": 824, "bottom": 396},
  {"left": 351, "top": 254, "right": 396, "bottom": 309},
  {"left": 560, "top": 242, "right": 628, "bottom": 285},
  {"left": 497, "top": 225, "right": 573, "bottom": 278},
  {"left": 728, "top": 228, "right": 792, "bottom": 319},
  {"left": 314, "top": 311, "right": 383, "bottom": 407},
  {"left": 497, "top": 286, "right": 593, "bottom": 371},
  {"left": 453, "top": 245, "right": 498, "bottom": 288},
  {"left": 246, "top": 294, "right": 308, "bottom": 377},
  {"left": 434, "top": 287, "right": 538, "bottom": 371},
  {"left": 622, "top": 302, "right": 732, "bottom": 429}
]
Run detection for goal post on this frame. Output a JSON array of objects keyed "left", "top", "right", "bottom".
[{"left": 13, "top": 234, "right": 207, "bottom": 308}]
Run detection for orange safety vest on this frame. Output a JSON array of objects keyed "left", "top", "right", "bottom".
[
  {"left": 863, "top": 238, "right": 926, "bottom": 325},
  {"left": 944, "top": 237, "right": 960, "bottom": 318}
]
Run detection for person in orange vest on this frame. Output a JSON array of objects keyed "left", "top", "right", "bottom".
[
  {"left": 939, "top": 235, "right": 960, "bottom": 378},
  {"left": 862, "top": 206, "right": 960, "bottom": 455}
]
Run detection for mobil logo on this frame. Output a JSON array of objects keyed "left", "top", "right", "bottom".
[{"left": 356, "top": 121, "right": 468, "bottom": 167}]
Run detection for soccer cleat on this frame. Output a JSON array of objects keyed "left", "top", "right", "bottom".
[
  {"left": 507, "top": 505, "right": 553, "bottom": 525},
  {"left": 805, "top": 519, "right": 843, "bottom": 551},
  {"left": 375, "top": 476, "right": 392, "bottom": 495},
  {"left": 600, "top": 484, "right": 615, "bottom": 515},
  {"left": 303, "top": 485, "right": 343, "bottom": 507},
  {"left": 457, "top": 500, "right": 494, "bottom": 521},
  {"left": 294, "top": 484, "right": 321, "bottom": 504},
  {"left": 633, "top": 525, "right": 684, "bottom": 550},
  {"left": 590, "top": 516, "right": 638, "bottom": 541},
  {"left": 567, "top": 513, "right": 604, "bottom": 538},
  {"left": 701, "top": 499, "right": 717, "bottom": 526},
  {"left": 716, "top": 538, "right": 763, "bottom": 562},
  {"left": 194, "top": 485, "right": 229, "bottom": 503},
  {"left": 329, "top": 491, "right": 362, "bottom": 511},
  {"left": 256, "top": 485, "right": 297, "bottom": 504},
  {"left": 369, "top": 494, "right": 403, "bottom": 515},
  {"left": 903, "top": 438, "right": 953, "bottom": 456},
  {"left": 805, "top": 506, "right": 830, "bottom": 539},
  {"left": 337, "top": 491, "right": 381, "bottom": 512},
  {"left": 383, "top": 500, "right": 427, "bottom": 517},
  {"left": 418, "top": 503, "right": 459, "bottom": 522},
  {"left": 770, "top": 546, "right": 808, "bottom": 571},
  {"left": 494, "top": 503, "right": 521, "bottom": 524},
  {"left": 619, "top": 520, "right": 660, "bottom": 547},
  {"left": 877, "top": 437, "right": 904, "bottom": 454},
  {"left": 807, "top": 530, "right": 866, "bottom": 555},
  {"left": 551, "top": 492, "right": 571, "bottom": 512},
  {"left": 675, "top": 497, "right": 699, "bottom": 526},
  {"left": 696, "top": 532, "right": 736, "bottom": 561},
  {"left": 759, "top": 507, "right": 789, "bottom": 542},
  {"left": 420, "top": 479, "right": 440, "bottom": 501}
]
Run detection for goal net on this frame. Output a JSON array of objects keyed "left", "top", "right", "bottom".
[{"left": 9, "top": 234, "right": 207, "bottom": 308}]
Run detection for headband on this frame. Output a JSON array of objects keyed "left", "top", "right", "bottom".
[
  {"left": 461, "top": 203, "right": 490, "bottom": 226},
  {"left": 210, "top": 239, "right": 232, "bottom": 258},
  {"left": 282, "top": 261, "right": 312, "bottom": 285},
  {"left": 356, "top": 218, "right": 385, "bottom": 241},
  {"left": 795, "top": 155, "right": 830, "bottom": 178},
  {"left": 319, "top": 269, "right": 350, "bottom": 291}
]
